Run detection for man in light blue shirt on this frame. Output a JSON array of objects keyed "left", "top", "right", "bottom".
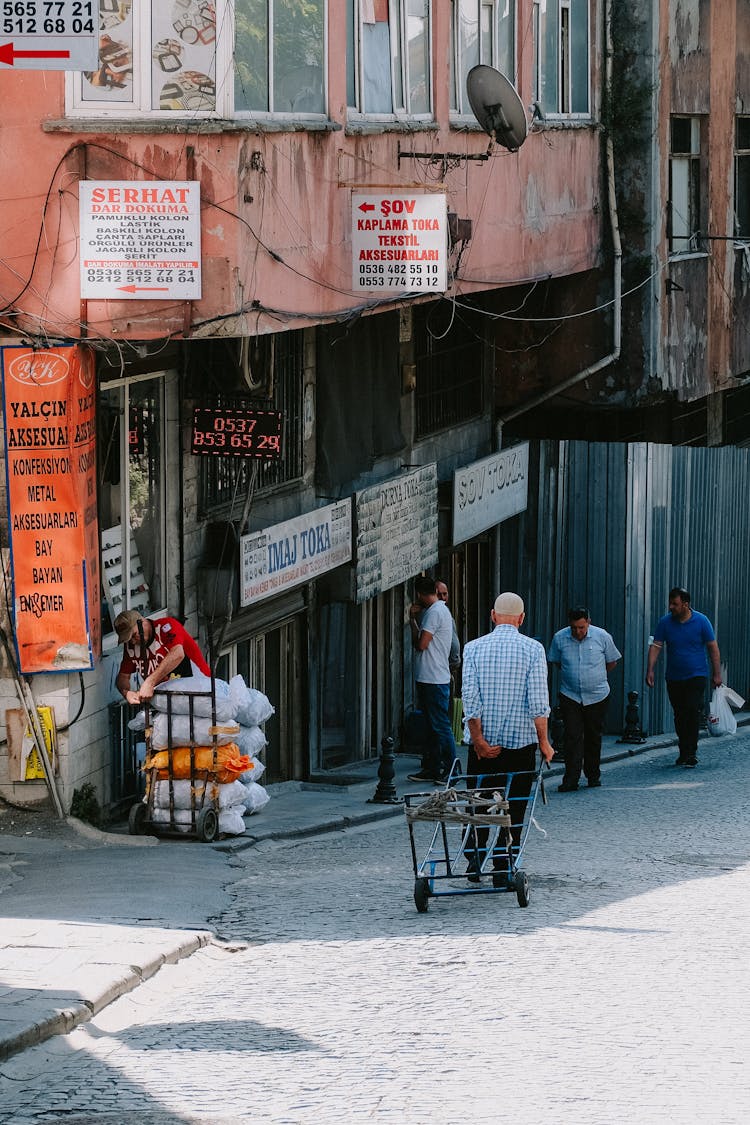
[{"left": 547, "top": 606, "right": 621, "bottom": 791}]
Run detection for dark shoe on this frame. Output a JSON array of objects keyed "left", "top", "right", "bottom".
[
  {"left": 557, "top": 782, "right": 579, "bottom": 792},
  {"left": 683, "top": 758, "right": 698, "bottom": 768},
  {"left": 587, "top": 779, "right": 602, "bottom": 788},
  {"left": 466, "top": 860, "right": 482, "bottom": 884},
  {"left": 407, "top": 770, "right": 442, "bottom": 784},
  {"left": 492, "top": 871, "right": 510, "bottom": 889},
  {"left": 673, "top": 756, "right": 687, "bottom": 766}
]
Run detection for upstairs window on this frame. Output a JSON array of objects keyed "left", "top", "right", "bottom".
[
  {"left": 451, "top": 0, "right": 515, "bottom": 116},
  {"left": 68, "top": 1, "right": 326, "bottom": 118},
  {"left": 347, "top": 0, "right": 431, "bottom": 119},
  {"left": 735, "top": 117, "right": 750, "bottom": 240},
  {"left": 537, "top": 0, "right": 589, "bottom": 117},
  {"left": 669, "top": 116, "right": 702, "bottom": 254}
]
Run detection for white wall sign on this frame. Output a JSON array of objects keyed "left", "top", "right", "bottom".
[
  {"left": 355, "top": 465, "right": 438, "bottom": 603},
  {"left": 241, "top": 499, "right": 352, "bottom": 606},
  {"left": 352, "top": 193, "right": 446, "bottom": 293},
  {"left": 0, "top": 2, "right": 97, "bottom": 70},
  {"left": 452, "top": 443, "right": 529, "bottom": 545},
  {"left": 79, "top": 181, "right": 201, "bottom": 300}
]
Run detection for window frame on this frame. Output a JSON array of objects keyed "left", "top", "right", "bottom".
[
  {"left": 669, "top": 116, "right": 703, "bottom": 256},
  {"left": 347, "top": 0, "right": 433, "bottom": 123},
  {"left": 537, "top": 0, "right": 590, "bottom": 120},
  {"left": 450, "top": 0, "right": 517, "bottom": 119},
  {"left": 66, "top": 0, "right": 329, "bottom": 122},
  {"left": 734, "top": 116, "right": 750, "bottom": 241}
]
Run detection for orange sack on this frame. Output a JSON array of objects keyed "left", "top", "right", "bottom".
[{"left": 144, "top": 743, "right": 253, "bottom": 784}]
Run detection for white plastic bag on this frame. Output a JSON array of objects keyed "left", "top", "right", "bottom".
[
  {"left": 150, "top": 713, "right": 240, "bottom": 750},
  {"left": 242, "top": 780, "right": 270, "bottom": 815},
  {"left": 230, "top": 675, "right": 275, "bottom": 726},
  {"left": 150, "top": 675, "right": 237, "bottom": 720},
  {"left": 707, "top": 684, "right": 744, "bottom": 737}
]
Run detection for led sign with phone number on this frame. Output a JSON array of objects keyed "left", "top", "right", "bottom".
[{"left": 191, "top": 407, "right": 283, "bottom": 459}]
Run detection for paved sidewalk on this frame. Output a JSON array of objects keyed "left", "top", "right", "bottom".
[{"left": 0, "top": 723, "right": 715, "bottom": 1063}]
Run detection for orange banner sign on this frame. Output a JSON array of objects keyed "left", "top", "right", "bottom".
[{"left": 2, "top": 345, "right": 101, "bottom": 673}]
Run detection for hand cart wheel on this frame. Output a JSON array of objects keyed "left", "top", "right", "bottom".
[
  {"left": 414, "top": 877, "right": 431, "bottom": 913},
  {"left": 514, "top": 869, "right": 530, "bottom": 908},
  {"left": 196, "top": 807, "right": 219, "bottom": 843},
  {"left": 128, "top": 803, "right": 148, "bottom": 835}
]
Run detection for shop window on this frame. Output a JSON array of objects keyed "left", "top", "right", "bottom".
[
  {"left": 199, "top": 330, "right": 305, "bottom": 515},
  {"left": 98, "top": 373, "right": 169, "bottom": 638},
  {"left": 669, "top": 116, "right": 702, "bottom": 255},
  {"left": 347, "top": 0, "right": 431, "bottom": 118},
  {"left": 536, "top": 0, "right": 589, "bottom": 117},
  {"left": 414, "top": 307, "right": 483, "bottom": 438},
  {"left": 450, "top": 0, "right": 515, "bottom": 116},
  {"left": 735, "top": 117, "right": 750, "bottom": 239},
  {"left": 67, "top": 0, "right": 325, "bottom": 118}
]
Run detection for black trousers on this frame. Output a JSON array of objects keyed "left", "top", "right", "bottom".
[
  {"left": 464, "top": 743, "right": 536, "bottom": 869},
  {"left": 559, "top": 694, "right": 609, "bottom": 786},
  {"left": 666, "top": 676, "right": 706, "bottom": 761}
]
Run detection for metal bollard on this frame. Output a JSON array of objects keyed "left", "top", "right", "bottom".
[
  {"left": 617, "top": 690, "right": 647, "bottom": 747},
  {"left": 367, "top": 735, "right": 402, "bottom": 804},
  {"left": 549, "top": 699, "right": 566, "bottom": 760}
]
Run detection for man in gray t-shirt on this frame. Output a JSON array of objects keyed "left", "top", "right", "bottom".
[{"left": 407, "top": 575, "right": 458, "bottom": 784}]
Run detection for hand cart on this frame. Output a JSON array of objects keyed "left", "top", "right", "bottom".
[
  {"left": 404, "top": 761, "right": 547, "bottom": 912},
  {"left": 127, "top": 680, "right": 223, "bottom": 844}
]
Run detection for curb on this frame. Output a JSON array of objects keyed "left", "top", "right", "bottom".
[
  {"left": 65, "top": 816, "right": 159, "bottom": 846},
  {"left": 0, "top": 931, "right": 212, "bottom": 1063}
]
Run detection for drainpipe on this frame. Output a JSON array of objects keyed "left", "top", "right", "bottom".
[{"left": 497, "top": 0, "right": 621, "bottom": 441}]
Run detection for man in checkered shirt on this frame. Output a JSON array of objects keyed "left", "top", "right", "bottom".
[{"left": 461, "top": 592, "right": 554, "bottom": 884}]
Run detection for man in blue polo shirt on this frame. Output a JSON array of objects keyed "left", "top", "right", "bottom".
[
  {"left": 548, "top": 607, "right": 621, "bottom": 791},
  {"left": 646, "top": 587, "right": 722, "bottom": 768}
]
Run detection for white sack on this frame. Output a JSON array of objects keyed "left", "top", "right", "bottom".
[
  {"left": 229, "top": 675, "right": 275, "bottom": 726},
  {"left": 150, "top": 804, "right": 247, "bottom": 835},
  {"left": 150, "top": 713, "right": 240, "bottom": 750},
  {"left": 151, "top": 778, "right": 248, "bottom": 811},
  {"left": 234, "top": 724, "right": 267, "bottom": 759},
  {"left": 239, "top": 755, "right": 266, "bottom": 784},
  {"left": 150, "top": 675, "right": 237, "bottom": 721},
  {"left": 242, "top": 780, "right": 270, "bottom": 815}
]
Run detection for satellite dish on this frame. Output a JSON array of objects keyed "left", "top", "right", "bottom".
[{"left": 466, "top": 65, "right": 528, "bottom": 152}]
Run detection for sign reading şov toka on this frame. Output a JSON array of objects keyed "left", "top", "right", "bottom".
[
  {"left": 352, "top": 193, "right": 447, "bottom": 293},
  {"left": 452, "top": 443, "right": 529, "bottom": 545},
  {"left": 79, "top": 181, "right": 201, "bottom": 300},
  {"left": 240, "top": 499, "right": 352, "bottom": 607},
  {"left": 1, "top": 345, "right": 100, "bottom": 673}
]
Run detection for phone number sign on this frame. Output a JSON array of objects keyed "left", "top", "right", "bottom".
[
  {"left": 0, "top": 1, "right": 98, "bottom": 70},
  {"left": 191, "top": 407, "right": 283, "bottom": 459},
  {"left": 79, "top": 181, "right": 201, "bottom": 300},
  {"left": 352, "top": 193, "right": 447, "bottom": 293}
]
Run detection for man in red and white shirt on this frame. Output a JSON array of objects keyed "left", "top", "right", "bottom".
[{"left": 114, "top": 610, "right": 210, "bottom": 706}]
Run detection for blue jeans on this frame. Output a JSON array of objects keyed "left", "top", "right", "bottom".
[{"left": 416, "top": 681, "right": 458, "bottom": 777}]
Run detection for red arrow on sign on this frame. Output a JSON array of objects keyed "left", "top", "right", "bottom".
[
  {"left": 117, "top": 285, "right": 171, "bottom": 293},
  {"left": 0, "top": 43, "right": 71, "bottom": 66},
  {"left": 358, "top": 202, "right": 375, "bottom": 212}
]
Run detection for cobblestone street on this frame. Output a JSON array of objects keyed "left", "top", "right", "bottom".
[{"left": 2, "top": 736, "right": 749, "bottom": 1125}]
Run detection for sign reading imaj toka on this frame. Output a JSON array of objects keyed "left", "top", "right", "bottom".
[
  {"left": 0, "top": 1, "right": 97, "bottom": 71},
  {"left": 1, "top": 345, "right": 100, "bottom": 673},
  {"left": 452, "top": 443, "right": 529, "bottom": 545},
  {"left": 352, "top": 193, "right": 447, "bottom": 293},
  {"left": 79, "top": 181, "right": 201, "bottom": 300},
  {"left": 355, "top": 465, "right": 438, "bottom": 603},
  {"left": 240, "top": 499, "right": 353, "bottom": 606}
]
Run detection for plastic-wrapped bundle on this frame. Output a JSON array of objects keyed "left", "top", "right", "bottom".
[
  {"left": 239, "top": 755, "right": 265, "bottom": 784},
  {"left": 145, "top": 743, "right": 252, "bottom": 783},
  {"left": 230, "top": 675, "right": 274, "bottom": 726},
  {"left": 151, "top": 778, "right": 248, "bottom": 810},
  {"left": 234, "top": 724, "right": 267, "bottom": 760},
  {"left": 150, "top": 675, "right": 237, "bottom": 720},
  {"left": 150, "top": 714, "right": 241, "bottom": 750},
  {"left": 242, "top": 779, "right": 270, "bottom": 815},
  {"left": 150, "top": 806, "right": 247, "bottom": 836}
]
